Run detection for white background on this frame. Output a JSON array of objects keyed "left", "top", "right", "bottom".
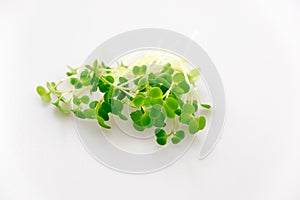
[{"left": 0, "top": 0, "right": 299, "bottom": 199}]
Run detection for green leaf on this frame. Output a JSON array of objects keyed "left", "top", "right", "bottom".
[
  {"left": 163, "top": 63, "right": 171, "bottom": 68},
  {"left": 173, "top": 73, "right": 185, "bottom": 83},
  {"left": 150, "top": 98, "right": 163, "bottom": 106},
  {"left": 93, "top": 60, "right": 98, "bottom": 68},
  {"left": 80, "top": 96, "right": 90, "bottom": 104},
  {"left": 171, "top": 86, "right": 185, "bottom": 95},
  {"left": 158, "top": 112, "right": 166, "bottom": 120},
  {"left": 118, "top": 113, "right": 128, "bottom": 120},
  {"left": 165, "top": 97, "right": 178, "bottom": 110},
  {"left": 201, "top": 104, "right": 211, "bottom": 109},
  {"left": 175, "top": 109, "right": 182, "bottom": 115},
  {"left": 178, "top": 81, "right": 190, "bottom": 93},
  {"left": 113, "top": 89, "right": 121, "bottom": 98},
  {"left": 132, "top": 95, "right": 145, "bottom": 107},
  {"left": 41, "top": 93, "right": 51, "bottom": 102},
  {"left": 143, "top": 97, "right": 151, "bottom": 107},
  {"left": 163, "top": 104, "right": 175, "bottom": 118},
  {"left": 72, "top": 110, "right": 86, "bottom": 119},
  {"left": 36, "top": 86, "right": 47, "bottom": 96},
  {"left": 198, "top": 116, "right": 206, "bottom": 130},
  {"left": 156, "top": 77, "right": 171, "bottom": 88},
  {"left": 141, "top": 112, "right": 152, "bottom": 127},
  {"left": 91, "top": 76, "right": 99, "bottom": 84},
  {"left": 118, "top": 77, "right": 128, "bottom": 84},
  {"left": 83, "top": 109, "right": 96, "bottom": 119},
  {"left": 89, "top": 101, "right": 98, "bottom": 109},
  {"left": 149, "top": 107, "right": 161, "bottom": 119},
  {"left": 149, "top": 87, "right": 162, "bottom": 98},
  {"left": 187, "top": 69, "right": 200, "bottom": 84},
  {"left": 148, "top": 73, "right": 156, "bottom": 80},
  {"left": 82, "top": 77, "right": 92, "bottom": 86},
  {"left": 182, "top": 104, "right": 195, "bottom": 114},
  {"left": 132, "top": 66, "right": 141, "bottom": 75},
  {"left": 67, "top": 66, "right": 77, "bottom": 76},
  {"left": 161, "top": 63, "right": 171, "bottom": 73},
  {"left": 90, "top": 83, "right": 98, "bottom": 93},
  {"left": 152, "top": 107, "right": 165, "bottom": 127},
  {"left": 160, "top": 74, "right": 172, "bottom": 84},
  {"left": 97, "top": 109, "right": 109, "bottom": 121},
  {"left": 133, "top": 65, "right": 146, "bottom": 76},
  {"left": 133, "top": 77, "right": 141, "bottom": 85},
  {"left": 111, "top": 99, "right": 123, "bottom": 114},
  {"left": 159, "top": 85, "right": 169, "bottom": 94},
  {"left": 73, "top": 96, "right": 81, "bottom": 106},
  {"left": 117, "top": 90, "right": 126, "bottom": 100},
  {"left": 52, "top": 101, "right": 70, "bottom": 114},
  {"left": 140, "top": 65, "right": 147, "bottom": 74},
  {"left": 130, "top": 110, "right": 143, "bottom": 122},
  {"left": 171, "top": 130, "right": 185, "bottom": 144},
  {"left": 99, "top": 83, "right": 110, "bottom": 93},
  {"left": 70, "top": 78, "right": 78, "bottom": 85},
  {"left": 103, "top": 86, "right": 113, "bottom": 102},
  {"left": 156, "top": 137, "right": 167, "bottom": 146},
  {"left": 154, "top": 118, "right": 166, "bottom": 127},
  {"left": 85, "top": 65, "right": 92, "bottom": 70},
  {"left": 133, "top": 123, "right": 145, "bottom": 131},
  {"left": 46, "top": 82, "right": 55, "bottom": 92},
  {"left": 193, "top": 100, "right": 198, "bottom": 111},
  {"left": 179, "top": 113, "right": 190, "bottom": 124},
  {"left": 74, "top": 81, "right": 83, "bottom": 89},
  {"left": 66, "top": 72, "right": 74, "bottom": 76},
  {"left": 138, "top": 77, "right": 148, "bottom": 91},
  {"left": 169, "top": 93, "right": 183, "bottom": 107},
  {"left": 155, "top": 128, "right": 167, "bottom": 145},
  {"left": 97, "top": 116, "right": 111, "bottom": 129},
  {"left": 80, "top": 70, "right": 89, "bottom": 80},
  {"left": 36, "top": 86, "right": 51, "bottom": 102},
  {"left": 101, "top": 102, "right": 111, "bottom": 113},
  {"left": 152, "top": 104, "right": 162, "bottom": 110},
  {"left": 105, "top": 75, "right": 114, "bottom": 83},
  {"left": 167, "top": 68, "right": 174, "bottom": 74},
  {"left": 189, "top": 118, "right": 199, "bottom": 134}
]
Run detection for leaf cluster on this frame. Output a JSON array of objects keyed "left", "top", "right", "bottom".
[{"left": 36, "top": 60, "right": 211, "bottom": 145}]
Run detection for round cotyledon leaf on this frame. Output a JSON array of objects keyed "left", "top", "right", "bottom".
[
  {"left": 149, "top": 87, "right": 163, "bottom": 98},
  {"left": 198, "top": 116, "right": 206, "bottom": 130},
  {"left": 178, "top": 81, "right": 190, "bottom": 93},
  {"left": 132, "top": 95, "right": 145, "bottom": 107},
  {"left": 155, "top": 128, "right": 168, "bottom": 146},
  {"left": 111, "top": 99, "right": 123, "bottom": 114},
  {"left": 165, "top": 97, "right": 179, "bottom": 110},
  {"left": 173, "top": 73, "right": 185, "bottom": 83},
  {"left": 36, "top": 86, "right": 51, "bottom": 102},
  {"left": 141, "top": 112, "right": 152, "bottom": 127},
  {"left": 188, "top": 118, "right": 199, "bottom": 134},
  {"left": 182, "top": 103, "right": 195, "bottom": 114},
  {"left": 171, "top": 130, "right": 185, "bottom": 144}
]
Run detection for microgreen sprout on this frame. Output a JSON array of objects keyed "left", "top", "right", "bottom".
[{"left": 36, "top": 59, "right": 211, "bottom": 145}]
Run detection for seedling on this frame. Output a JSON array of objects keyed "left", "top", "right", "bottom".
[{"left": 36, "top": 60, "right": 211, "bottom": 145}]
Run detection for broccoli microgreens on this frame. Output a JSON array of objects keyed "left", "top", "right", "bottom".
[{"left": 36, "top": 59, "right": 211, "bottom": 145}]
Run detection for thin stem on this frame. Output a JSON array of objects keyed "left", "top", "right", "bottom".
[
  {"left": 118, "top": 74, "right": 145, "bottom": 87},
  {"left": 56, "top": 75, "right": 76, "bottom": 87},
  {"left": 162, "top": 83, "right": 174, "bottom": 98},
  {"left": 95, "top": 98, "right": 104, "bottom": 113},
  {"left": 172, "top": 117, "right": 176, "bottom": 130},
  {"left": 179, "top": 61, "right": 202, "bottom": 104},
  {"left": 99, "top": 76, "right": 134, "bottom": 98},
  {"left": 58, "top": 86, "right": 92, "bottom": 97},
  {"left": 193, "top": 87, "right": 202, "bottom": 104}
]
